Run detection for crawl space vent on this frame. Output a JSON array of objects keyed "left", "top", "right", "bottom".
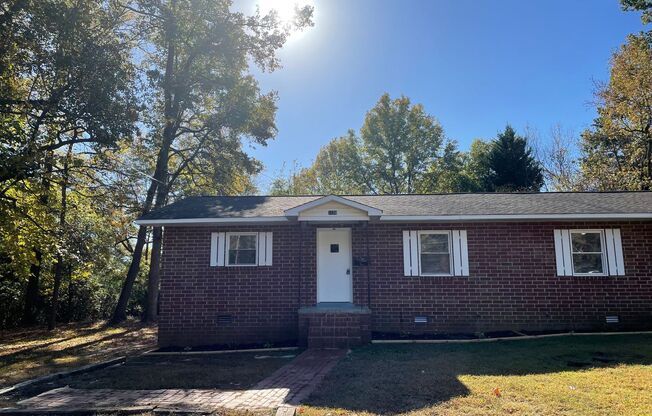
[
  {"left": 217, "top": 315, "right": 234, "bottom": 325},
  {"left": 328, "top": 210, "right": 338, "bottom": 216},
  {"left": 606, "top": 315, "right": 619, "bottom": 324},
  {"left": 414, "top": 316, "right": 428, "bottom": 324}
]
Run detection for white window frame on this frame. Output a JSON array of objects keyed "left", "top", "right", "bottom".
[
  {"left": 417, "top": 230, "right": 453, "bottom": 277},
  {"left": 225, "top": 232, "right": 258, "bottom": 267},
  {"left": 569, "top": 229, "right": 608, "bottom": 277}
]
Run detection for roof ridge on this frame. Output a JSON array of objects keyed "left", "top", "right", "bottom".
[{"left": 189, "top": 191, "right": 652, "bottom": 198}]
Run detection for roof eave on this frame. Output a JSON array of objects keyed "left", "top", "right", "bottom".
[{"left": 134, "top": 212, "right": 652, "bottom": 226}]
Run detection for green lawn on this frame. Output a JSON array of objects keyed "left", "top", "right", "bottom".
[{"left": 302, "top": 334, "right": 652, "bottom": 416}]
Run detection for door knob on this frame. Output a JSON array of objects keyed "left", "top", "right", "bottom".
[{"left": 346, "top": 268, "right": 351, "bottom": 275}]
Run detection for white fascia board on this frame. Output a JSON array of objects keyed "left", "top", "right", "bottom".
[
  {"left": 297, "top": 215, "right": 370, "bottom": 222},
  {"left": 379, "top": 213, "right": 652, "bottom": 222},
  {"left": 284, "top": 195, "right": 383, "bottom": 216},
  {"left": 134, "top": 216, "right": 289, "bottom": 226}
]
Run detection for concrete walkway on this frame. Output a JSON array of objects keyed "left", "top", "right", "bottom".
[{"left": 11, "top": 349, "right": 346, "bottom": 413}]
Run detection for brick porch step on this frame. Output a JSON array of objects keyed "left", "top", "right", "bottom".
[{"left": 298, "top": 303, "right": 371, "bottom": 348}]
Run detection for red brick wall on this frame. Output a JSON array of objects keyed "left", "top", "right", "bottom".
[
  {"left": 158, "top": 224, "right": 303, "bottom": 347},
  {"left": 366, "top": 221, "right": 652, "bottom": 334},
  {"left": 159, "top": 221, "right": 652, "bottom": 347}
]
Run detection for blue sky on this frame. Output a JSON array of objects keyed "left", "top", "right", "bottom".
[{"left": 244, "top": 0, "right": 645, "bottom": 191}]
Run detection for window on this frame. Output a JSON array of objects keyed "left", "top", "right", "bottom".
[
  {"left": 570, "top": 230, "right": 606, "bottom": 275},
  {"left": 418, "top": 231, "right": 452, "bottom": 276},
  {"left": 226, "top": 233, "right": 257, "bottom": 266}
]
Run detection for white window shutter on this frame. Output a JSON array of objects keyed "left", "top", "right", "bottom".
[
  {"left": 215, "top": 232, "right": 226, "bottom": 266},
  {"left": 452, "top": 230, "right": 469, "bottom": 276},
  {"left": 257, "top": 232, "right": 273, "bottom": 266},
  {"left": 553, "top": 229, "right": 572, "bottom": 276},
  {"left": 402, "top": 230, "right": 418, "bottom": 276},
  {"left": 210, "top": 232, "right": 218, "bottom": 266},
  {"left": 265, "top": 232, "right": 273, "bottom": 266},
  {"left": 604, "top": 229, "right": 625, "bottom": 276}
]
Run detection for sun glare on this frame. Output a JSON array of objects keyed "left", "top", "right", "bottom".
[{"left": 256, "top": 0, "right": 315, "bottom": 40}]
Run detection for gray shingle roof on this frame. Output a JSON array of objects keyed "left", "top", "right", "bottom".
[{"left": 137, "top": 192, "right": 652, "bottom": 221}]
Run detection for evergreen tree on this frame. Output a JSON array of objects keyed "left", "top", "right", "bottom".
[{"left": 487, "top": 126, "right": 544, "bottom": 192}]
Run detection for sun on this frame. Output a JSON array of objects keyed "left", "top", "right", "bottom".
[{"left": 256, "top": 0, "right": 315, "bottom": 39}]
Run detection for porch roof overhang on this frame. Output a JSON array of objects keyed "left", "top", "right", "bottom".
[{"left": 283, "top": 195, "right": 383, "bottom": 221}]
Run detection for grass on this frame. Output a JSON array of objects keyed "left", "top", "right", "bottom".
[
  {"left": 0, "top": 321, "right": 156, "bottom": 388},
  {"left": 302, "top": 334, "right": 652, "bottom": 416},
  {"left": 62, "top": 351, "right": 297, "bottom": 390}
]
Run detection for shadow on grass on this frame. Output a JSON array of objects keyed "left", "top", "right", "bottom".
[
  {"left": 61, "top": 351, "right": 296, "bottom": 391},
  {"left": 304, "top": 334, "right": 652, "bottom": 415},
  {"left": 0, "top": 322, "right": 156, "bottom": 389}
]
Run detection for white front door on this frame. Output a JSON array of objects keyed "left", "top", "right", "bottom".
[{"left": 317, "top": 228, "right": 352, "bottom": 303}]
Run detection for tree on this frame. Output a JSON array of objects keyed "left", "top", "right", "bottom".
[
  {"left": 360, "top": 94, "right": 445, "bottom": 194},
  {"left": 461, "top": 139, "right": 494, "bottom": 192},
  {"left": 580, "top": 34, "right": 652, "bottom": 190},
  {"left": 0, "top": 0, "right": 138, "bottom": 329},
  {"left": 532, "top": 125, "right": 581, "bottom": 191},
  {"left": 621, "top": 0, "right": 652, "bottom": 24},
  {"left": 111, "top": 0, "right": 313, "bottom": 324},
  {"left": 486, "top": 126, "right": 544, "bottom": 192},
  {"left": 419, "top": 141, "right": 478, "bottom": 192},
  {"left": 0, "top": 0, "right": 137, "bottom": 194}
]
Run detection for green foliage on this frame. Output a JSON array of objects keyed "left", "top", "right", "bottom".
[
  {"left": 272, "top": 94, "right": 465, "bottom": 195},
  {"left": 621, "top": 0, "right": 652, "bottom": 24},
  {"left": 485, "top": 126, "right": 544, "bottom": 192},
  {"left": 360, "top": 94, "right": 445, "bottom": 194},
  {"left": 580, "top": 34, "right": 652, "bottom": 190},
  {"left": 0, "top": 0, "right": 309, "bottom": 328},
  {"left": 0, "top": 0, "right": 137, "bottom": 188}
]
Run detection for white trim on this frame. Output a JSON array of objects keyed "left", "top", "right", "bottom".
[
  {"left": 284, "top": 195, "right": 383, "bottom": 217},
  {"left": 417, "top": 231, "right": 454, "bottom": 277},
  {"left": 135, "top": 217, "right": 288, "bottom": 226},
  {"left": 568, "top": 229, "right": 608, "bottom": 276},
  {"left": 297, "top": 215, "right": 370, "bottom": 222},
  {"left": 225, "top": 232, "right": 259, "bottom": 267},
  {"left": 380, "top": 213, "right": 652, "bottom": 222}
]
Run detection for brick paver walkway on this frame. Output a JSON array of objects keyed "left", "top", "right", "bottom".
[{"left": 13, "top": 349, "right": 346, "bottom": 413}]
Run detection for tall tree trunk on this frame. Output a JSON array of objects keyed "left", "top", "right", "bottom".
[
  {"left": 144, "top": 226, "right": 162, "bottom": 322},
  {"left": 47, "top": 145, "right": 71, "bottom": 330},
  {"left": 112, "top": 3, "right": 178, "bottom": 325},
  {"left": 21, "top": 249, "right": 41, "bottom": 326},
  {"left": 110, "top": 185, "right": 157, "bottom": 325},
  {"left": 22, "top": 154, "right": 53, "bottom": 326}
]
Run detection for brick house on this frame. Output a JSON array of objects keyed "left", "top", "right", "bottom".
[{"left": 136, "top": 193, "right": 652, "bottom": 348}]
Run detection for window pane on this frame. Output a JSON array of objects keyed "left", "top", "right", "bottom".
[
  {"left": 571, "top": 232, "right": 602, "bottom": 253},
  {"left": 420, "top": 234, "right": 449, "bottom": 253},
  {"left": 229, "top": 249, "right": 257, "bottom": 265},
  {"left": 572, "top": 253, "right": 604, "bottom": 274},
  {"left": 230, "top": 235, "right": 256, "bottom": 250},
  {"left": 421, "top": 253, "right": 450, "bottom": 274}
]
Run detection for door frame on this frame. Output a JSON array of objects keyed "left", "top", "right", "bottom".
[{"left": 316, "top": 227, "right": 353, "bottom": 303}]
